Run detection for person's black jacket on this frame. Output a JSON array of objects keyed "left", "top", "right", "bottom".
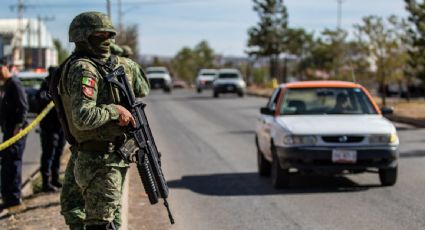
[
  {"left": 36, "top": 76, "right": 62, "bottom": 133},
  {"left": 0, "top": 76, "right": 28, "bottom": 133}
]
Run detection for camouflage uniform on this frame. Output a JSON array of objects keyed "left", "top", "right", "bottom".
[{"left": 59, "top": 12, "right": 149, "bottom": 229}]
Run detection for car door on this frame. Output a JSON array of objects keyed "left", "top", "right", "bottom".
[{"left": 258, "top": 87, "right": 281, "bottom": 160}]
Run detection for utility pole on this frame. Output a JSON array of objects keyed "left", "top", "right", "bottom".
[
  {"left": 336, "top": 0, "right": 345, "bottom": 30},
  {"left": 17, "top": 0, "right": 25, "bottom": 68},
  {"left": 107, "top": 0, "right": 112, "bottom": 19},
  {"left": 118, "top": 0, "right": 123, "bottom": 33},
  {"left": 37, "top": 15, "right": 54, "bottom": 68}
]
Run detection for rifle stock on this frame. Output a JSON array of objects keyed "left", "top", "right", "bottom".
[{"left": 106, "top": 66, "right": 175, "bottom": 224}]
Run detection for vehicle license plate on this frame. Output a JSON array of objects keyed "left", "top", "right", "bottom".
[
  {"left": 226, "top": 85, "right": 234, "bottom": 91},
  {"left": 332, "top": 149, "right": 357, "bottom": 163}
]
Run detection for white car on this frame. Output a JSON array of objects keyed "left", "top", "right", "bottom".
[
  {"left": 195, "top": 69, "right": 217, "bottom": 93},
  {"left": 213, "top": 68, "right": 246, "bottom": 98},
  {"left": 146, "top": 66, "right": 172, "bottom": 93},
  {"left": 256, "top": 81, "right": 399, "bottom": 188}
]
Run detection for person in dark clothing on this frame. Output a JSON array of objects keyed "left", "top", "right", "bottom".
[
  {"left": 0, "top": 60, "right": 29, "bottom": 208},
  {"left": 37, "top": 67, "right": 66, "bottom": 192}
]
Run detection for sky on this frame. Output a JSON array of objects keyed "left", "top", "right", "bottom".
[{"left": 0, "top": 0, "right": 408, "bottom": 57}]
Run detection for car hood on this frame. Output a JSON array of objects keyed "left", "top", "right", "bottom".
[
  {"left": 197, "top": 76, "right": 215, "bottom": 81},
  {"left": 276, "top": 115, "right": 396, "bottom": 135},
  {"left": 215, "top": 79, "right": 243, "bottom": 84}
]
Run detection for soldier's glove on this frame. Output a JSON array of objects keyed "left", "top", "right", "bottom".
[{"left": 114, "top": 104, "right": 136, "bottom": 128}]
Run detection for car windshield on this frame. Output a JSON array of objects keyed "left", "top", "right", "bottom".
[
  {"left": 147, "top": 70, "right": 166, "bottom": 74},
  {"left": 280, "top": 87, "right": 377, "bottom": 115},
  {"left": 201, "top": 73, "right": 216, "bottom": 76},
  {"left": 19, "top": 78, "right": 45, "bottom": 90},
  {"left": 218, "top": 73, "right": 239, "bottom": 79}
]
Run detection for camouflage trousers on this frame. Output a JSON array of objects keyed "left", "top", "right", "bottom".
[{"left": 60, "top": 146, "right": 127, "bottom": 229}]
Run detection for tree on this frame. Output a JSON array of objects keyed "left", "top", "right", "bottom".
[
  {"left": 171, "top": 41, "right": 215, "bottom": 83},
  {"left": 247, "top": 0, "right": 289, "bottom": 82},
  {"left": 405, "top": 0, "right": 425, "bottom": 94},
  {"left": 193, "top": 41, "right": 215, "bottom": 70},
  {"left": 285, "top": 28, "right": 314, "bottom": 80},
  {"left": 302, "top": 29, "right": 349, "bottom": 80},
  {"left": 53, "top": 39, "right": 69, "bottom": 64},
  {"left": 172, "top": 47, "right": 196, "bottom": 83},
  {"left": 354, "top": 15, "right": 409, "bottom": 106}
]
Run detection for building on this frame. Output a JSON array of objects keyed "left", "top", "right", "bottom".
[{"left": 0, "top": 18, "right": 57, "bottom": 70}]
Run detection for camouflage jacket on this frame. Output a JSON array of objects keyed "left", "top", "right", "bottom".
[{"left": 59, "top": 55, "right": 150, "bottom": 145}]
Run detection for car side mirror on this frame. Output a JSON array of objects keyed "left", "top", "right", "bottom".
[
  {"left": 381, "top": 106, "right": 394, "bottom": 115},
  {"left": 260, "top": 107, "right": 274, "bottom": 115}
]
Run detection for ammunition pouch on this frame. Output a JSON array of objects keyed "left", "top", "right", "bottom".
[{"left": 116, "top": 135, "right": 140, "bottom": 163}]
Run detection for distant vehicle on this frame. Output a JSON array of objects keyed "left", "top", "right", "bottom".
[
  {"left": 172, "top": 79, "right": 187, "bottom": 89},
  {"left": 212, "top": 68, "right": 246, "bottom": 98},
  {"left": 17, "top": 71, "right": 48, "bottom": 114},
  {"left": 256, "top": 81, "right": 399, "bottom": 188},
  {"left": 195, "top": 69, "right": 217, "bottom": 93},
  {"left": 145, "top": 66, "right": 172, "bottom": 93}
]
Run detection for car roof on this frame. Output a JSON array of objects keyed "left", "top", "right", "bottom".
[
  {"left": 199, "top": 69, "right": 217, "bottom": 73},
  {"left": 16, "top": 71, "right": 48, "bottom": 79},
  {"left": 282, "top": 81, "right": 361, "bottom": 89},
  {"left": 218, "top": 68, "right": 241, "bottom": 74}
]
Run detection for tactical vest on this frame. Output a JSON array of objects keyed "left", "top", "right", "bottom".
[{"left": 50, "top": 54, "right": 135, "bottom": 144}]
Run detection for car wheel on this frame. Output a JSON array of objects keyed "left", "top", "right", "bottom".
[
  {"left": 379, "top": 166, "right": 397, "bottom": 186},
  {"left": 271, "top": 145, "right": 290, "bottom": 189},
  {"left": 256, "top": 137, "right": 271, "bottom": 177},
  {"left": 238, "top": 91, "right": 244, "bottom": 97},
  {"left": 164, "top": 86, "right": 172, "bottom": 93},
  {"left": 213, "top": 91, "right": 219, "bottom": 98}
]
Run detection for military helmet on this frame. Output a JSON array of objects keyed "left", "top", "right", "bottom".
[{"left": 69, "top": 11, "right": 116, "bottom": 42}]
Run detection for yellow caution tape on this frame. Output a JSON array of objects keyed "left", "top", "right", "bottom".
[{"left": 0, "top": 101, "right": 55, "bottom": 151}]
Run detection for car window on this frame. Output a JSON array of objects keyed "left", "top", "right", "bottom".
[
  {"left": 218, "top": 73, "right": 239, "bottom": 79},
  {"left": 147, "top": 70, "right": 167, "bottom": 74},
  {"left": 267, "top": 88, "right": 281, "bottom": 111},
  {"left": 279, "top": 87, "right": 377, "bottom": 115}
]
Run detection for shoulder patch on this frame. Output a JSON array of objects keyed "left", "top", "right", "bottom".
[
  {"left": 82, "top": 86, "right": 94, "bottom": 98},
  {"left": 82, "top": 75, "right": 96, "bottom": 88}
]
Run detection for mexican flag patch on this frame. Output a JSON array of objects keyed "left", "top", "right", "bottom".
[
  {"left": 82, "top": 76, "right": 96, "bottom": 88},
  {"left": 82, "top": 86, "right": 94, "bottom": 98}
]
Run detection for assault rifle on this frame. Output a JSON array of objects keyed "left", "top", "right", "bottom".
[{"left": 105, "top": 66, "right": 174, "bottom": 224}]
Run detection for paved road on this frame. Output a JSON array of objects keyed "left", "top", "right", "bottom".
[
  {"left": 0, "top": 124, "right": 42, "bottom": 194},
  {"left": 130, "top": 89, "right": 425, "bottom": 230}
]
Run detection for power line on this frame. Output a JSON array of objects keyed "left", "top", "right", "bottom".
[{"left": 10, "top": 0, "right": 210, "bottom": 9}]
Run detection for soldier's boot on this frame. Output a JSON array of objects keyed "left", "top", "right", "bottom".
[
  {"left": 42, "top": 176, "right": 58, "bottom": 192},
  {"left": 85, "top": 222, "right": 116, "bottom": 230}
]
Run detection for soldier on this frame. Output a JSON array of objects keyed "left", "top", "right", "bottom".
[
  {"left": 58, "top": 11, "right": 149, "bottom": 229},
  {"left": 0, "top": 59, "right": 28, "bottom": 209}
]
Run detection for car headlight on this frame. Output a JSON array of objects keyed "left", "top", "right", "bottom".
[
  {"left": 237, "top": 80, "right": 246, "bottom": 88},
  {"left": 369, "top": 133, "right": 398, "bottom": 144},
  {"left": 283, "top": 135, "right": 317, "bottom": 145}
]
